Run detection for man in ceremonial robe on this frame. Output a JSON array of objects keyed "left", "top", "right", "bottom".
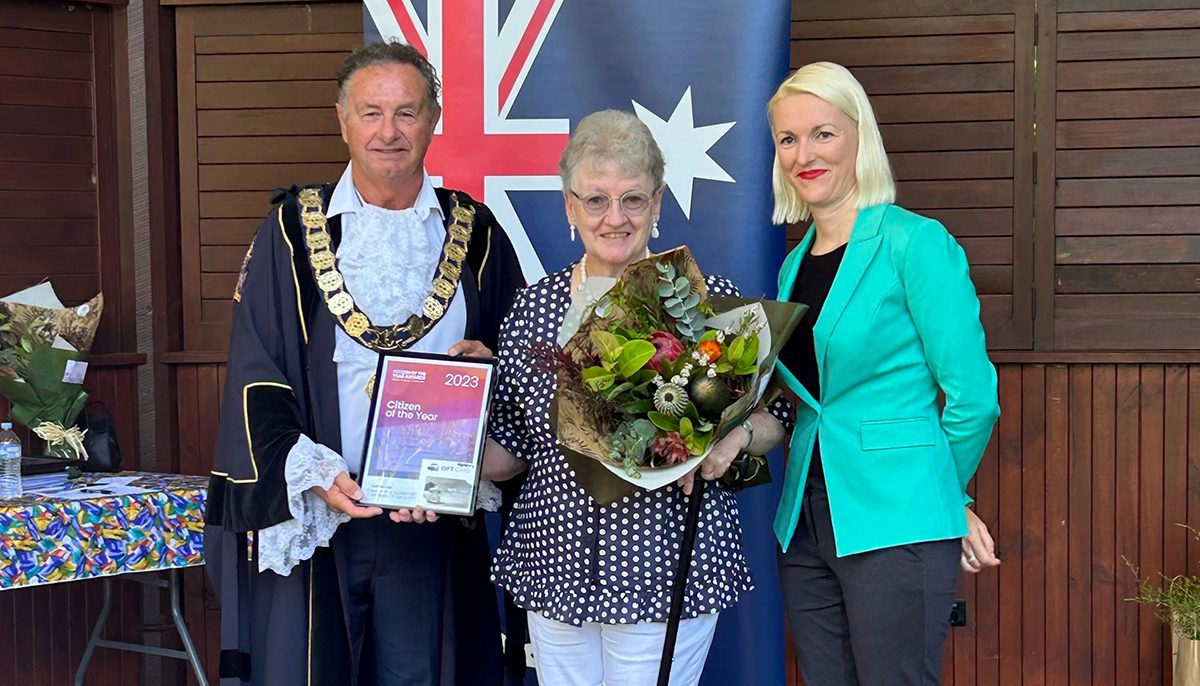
[{"left": 204, "top": 41, "right": 525, "bottom": 685}]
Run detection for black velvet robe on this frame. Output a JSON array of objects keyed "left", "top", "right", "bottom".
[{"left": 204, "top": 184, "right": 524, "bottom": 686}]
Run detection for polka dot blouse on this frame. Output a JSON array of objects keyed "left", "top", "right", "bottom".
[{"left": 488, "top": 265, "right": 792, "bottom": 626}]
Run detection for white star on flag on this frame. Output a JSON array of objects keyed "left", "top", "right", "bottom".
[{"left": 632, "top": 87, "right": 736, "bottom": 219}]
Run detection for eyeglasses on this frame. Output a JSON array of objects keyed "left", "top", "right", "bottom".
[{"left": 569, "top": 189, "right": 653, "bottom": 218}]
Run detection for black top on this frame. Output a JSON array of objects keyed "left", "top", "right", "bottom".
[{"left": 778, "top": 243, "right": 847, "bottom": 490}]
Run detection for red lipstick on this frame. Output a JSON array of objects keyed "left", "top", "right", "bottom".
[{"left": 798, "top": 169, "right": 827, "bottom": 180}]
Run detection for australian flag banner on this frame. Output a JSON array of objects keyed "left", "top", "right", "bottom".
[{"left": 364, "top": 2, "right": 792, "bottom": 683}]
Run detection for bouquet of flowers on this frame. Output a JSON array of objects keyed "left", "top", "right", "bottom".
[
  {"left": 546, "top": 247, "right": 804, "bottom": 502},
  {"left": 0, "top": 283, "right": 103, "bottom": 461}
]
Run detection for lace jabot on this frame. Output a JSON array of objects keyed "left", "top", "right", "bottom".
[{"left": 332, "top": 202, "right": 443, "bottom": 368}]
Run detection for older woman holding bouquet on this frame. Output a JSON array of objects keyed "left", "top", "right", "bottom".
[
  {"left": 481, "top": 109, "right": 789, "bottom": 685},
  {"left": 753, "top": 61, "right": 1002, "bottom": 685}
]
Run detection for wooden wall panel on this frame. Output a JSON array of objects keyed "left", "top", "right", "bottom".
[
  {"left": 175, "top": 3, "right": 361, "bottom": 351},
  {"left": 791, "top": 1, "right": 1033, "bottom": 349},
  {"left": 791, "top": 362, "right": 1200, "bottom": 685},
  {"left": 0, "top": 0, "right": 135, "bottom": 354},
  {"left": 0, "top": 0, "right": 100, "bottom": 340},
  {"left": 173, "top": 363, "right": 223, "bottom": 685},
  {"left": 1050, "top": 4, "right": 1200, "bottom": 349}
]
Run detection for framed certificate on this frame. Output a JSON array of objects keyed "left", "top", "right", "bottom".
[{"left": 356, "top": 351, "right": 498, "bottom": 516}]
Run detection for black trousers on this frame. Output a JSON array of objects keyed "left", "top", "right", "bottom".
[
  {"left": 778, "top": 488, "right": 960, "bottom": 686},
  {"left": 344, "top": 515, "right": 455, "bottom": 686}
]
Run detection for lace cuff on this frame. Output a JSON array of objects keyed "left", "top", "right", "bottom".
[
  {"left": 476, "top": 480, "right": 502, "bottom": 512},
  {"left": 256, "top": 435, "right": 351, "bottom": 576}
]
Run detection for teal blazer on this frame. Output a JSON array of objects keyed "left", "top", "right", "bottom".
[{"left": 774, "top": 204, "right": 1000, "bottom": 556}]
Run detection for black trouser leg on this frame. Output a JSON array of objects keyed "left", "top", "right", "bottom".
[
  {"left": 779, "top": 489, "right": 960, "bottom": 686},
  {"left": 344, "top": 516, "right": 454, "bottom": 686}
]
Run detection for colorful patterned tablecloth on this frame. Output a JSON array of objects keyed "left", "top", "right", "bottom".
[{"left": 0, "top": 472, "right": 207, "bottom": 589}]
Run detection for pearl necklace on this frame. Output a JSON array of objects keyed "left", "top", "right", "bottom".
[{"left": 577, "top": 249, "right": 652, "bottom": 291}]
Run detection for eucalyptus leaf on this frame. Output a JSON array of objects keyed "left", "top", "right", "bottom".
[{"left": 631, "top": 418, "right": 658, "bottom": 439}]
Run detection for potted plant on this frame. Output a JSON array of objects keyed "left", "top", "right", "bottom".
[{"left": 1126, "top": 524, "right": 1200, "bottom": 685}]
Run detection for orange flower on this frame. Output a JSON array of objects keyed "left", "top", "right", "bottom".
[{"left": 697, "top": 339, "right": 723, "bottom": 363}]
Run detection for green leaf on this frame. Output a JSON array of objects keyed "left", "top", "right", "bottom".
[
  {"left": 678, "top": 416, "right": 694, "bottom": 437},
  {"left": 590, "top": 330, "right": 623, "bottom": 361},
  {"left": 734, "top": 364, "right": 759, "bottom": 376},
  {"left": 631, "top": 369, "right": 657, "bottom": 384},
  {"left": 602, "top": 381, "right": 635, "bottom": 400},
  {"left": 616, "top": 339, "right": 657, "bottom": 378},
  {"left": 619, "top": 399, "right": 655, "bottom": 414},
  {"left": 647, "top": 411, "right": 680, "bottom": 432},
  {"left": 631, "top": 418, "right": 658, "bottom": 439},
  {"left": 739, "top": 335, "right": 760, "bottom": 367},
  {"left": 727, "top": 336, "right": 746, "bottom": 362},
  {"left": 700, "top": 330, "right": 717, "bottom": 342},
  {"left": 582, "top": 366, "right": 615, "bottom": 392},
  {"left": 715, "top": 361, "right": 733, "bottom": 374},
  {"left": 685, "top": 429, "right": 713, "bottom": 456},
  {"left": 674, "top": 276, "right": 690, "bottom": 292}
]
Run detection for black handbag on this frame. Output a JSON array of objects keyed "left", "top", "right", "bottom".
[{"left": 75, "top": 401, "right": 123, "bottom": 473}]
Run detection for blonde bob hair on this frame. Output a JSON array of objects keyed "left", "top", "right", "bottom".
[{"left": 767, "top": 62, "right": 895, "bottom": 224}]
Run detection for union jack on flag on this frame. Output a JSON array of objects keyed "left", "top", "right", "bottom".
[{"left": 363, "top": 2, "right": 791, "bottom": 683}]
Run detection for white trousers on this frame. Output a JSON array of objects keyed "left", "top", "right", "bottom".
[{"left": 527, "top": 611, "right": 720, "bottom": 686}]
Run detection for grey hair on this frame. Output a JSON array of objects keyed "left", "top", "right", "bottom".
[
  {"left": 559, "top": 110, "right": 665, "bottom": 191},
  {"left": 336, "top": 40, "right": 441, "bottom": 110}
]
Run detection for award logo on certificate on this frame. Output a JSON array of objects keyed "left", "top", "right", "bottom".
[{"left": 357, "top": 351, "right": 497, "bottom": 516}]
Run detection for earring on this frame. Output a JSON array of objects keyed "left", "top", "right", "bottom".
[
  {"left": 570, "top": 224, "right": 576, "bottom": 242},
  {"left": 651, "top": 220, "right": 660, "bottom": 239}
]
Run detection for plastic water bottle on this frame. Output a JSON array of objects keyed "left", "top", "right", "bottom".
[{"left": 0, "top": 422, "right": 22, "bottom": 499}]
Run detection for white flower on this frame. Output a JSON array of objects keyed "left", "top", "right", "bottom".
[
  {"left": 716, "top": 331, "right": 726, "bottom": 343},
  {"left": 707, "top": 367, "right": 717, "bottom": 378}
]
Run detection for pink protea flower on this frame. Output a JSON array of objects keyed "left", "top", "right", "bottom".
[
  {"left": 647, "top": 331, "right": 684, "bottom": 372},
  {"left": 651, "top": 431, "right": 689, "bottom": 466}
]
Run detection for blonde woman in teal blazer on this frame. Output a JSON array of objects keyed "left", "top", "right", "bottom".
[{"left": 757, "top": 62, "right": 1002, "bottom": 685}]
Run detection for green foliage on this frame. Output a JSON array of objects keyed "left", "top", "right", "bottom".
[
  {"left": 647, "top": 411, "right": 680, "bottom": 432},
  {"left": 1125, "top": 524, "right": 1200, "bottom": 640},
  {"left": 655, "top": 261, "right": 704, "bottom": 341},
  {"left": 608, "top": 419, "right": 658, "bottom": 478}
]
